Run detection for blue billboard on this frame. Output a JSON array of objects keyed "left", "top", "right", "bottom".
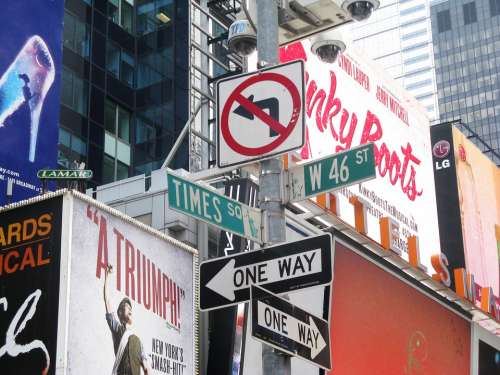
[{"left": 0, "top": 0, "right": 64, "bottom": 205}]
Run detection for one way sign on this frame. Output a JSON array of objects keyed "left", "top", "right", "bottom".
[
  {"left": 251, "top": 285, "right": 331, "bottom": 370},
  {"left": 200, "top": 234, "right": 332, "bottom": 311}
]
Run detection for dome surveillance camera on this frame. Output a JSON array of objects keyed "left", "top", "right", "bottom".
[
  {"left": 310, "top": 30, "right": 346, "bottom": 64},
  {"left": 228, "top": 19, "right": 257, "bottom": 56},
  {"left": 342, "top": 0, "right": 380, "bottom": 22}
]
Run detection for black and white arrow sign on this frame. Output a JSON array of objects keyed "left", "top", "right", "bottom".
[
  {"left": 200, "top": 234, "right": 332, "bottom": 311},
  {"left": 251, "top": 285, "right": 331, "bottom": 370}
]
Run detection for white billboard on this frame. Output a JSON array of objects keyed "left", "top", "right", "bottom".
[
  {"left": 59, "top": 193, "right": 196, "bottom": 375},
  {"left": 280, "top": 41, "right": 440, "bottom": 271}
]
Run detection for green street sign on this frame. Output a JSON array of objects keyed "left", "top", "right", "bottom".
[
  {"left": 288, "top": 143, "right": 376, "bottom": 203},
  {"left": 37, "top": 169, "right": 93, "bottom": 180},
  {"left": 167, "top": 173, "right": 263, "bottom": 244}
]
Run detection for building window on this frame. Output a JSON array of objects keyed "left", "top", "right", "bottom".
[
  {"left": 137, "top": 47, "right": 173, "bottom": 88},
  {"left": 135, "top": 117, "right": 156, "bottom": 144},
  {"left": 463, "top": 2, "right": 477, "bottom": 24},
  {"left": 400, "top": 4, "right": 425, "bottom": 16},
  {"left": 63, "top": 11, "right": 90, "bottom": 57},
  {"left": 103, "top": 134, "right": 131, "bottom": 183},
  {"left": 491, "top": 0, "right": 500, "bottom": 16},
  {"left": 61, "top": 67, "right": 88, "bottom": 116},
  {"left": 437, "top": 9, "right": 452, "bottom": 32},
  {"left": 405, "top": 78, "right": 433, "bottom": 91},
  {"left": 401, "top": 29, "right": 427, "bottom": 41},
  {"left": 403, "top": 53, "right": 430, "bottom": 66},
  {"left": 106, "top": 41, "right": 135, "bottom": 86},
  {"left": 103, "top": 100, "right": 131, "bottom": 183},
  {"left": 137, "top": 0, "right": 174, "bottom": 36},
  {"left": 108, "top": 0, "right": 134, "bottom": 33},
  {"left": 58, "top": 127, "right": 87, "bottom": 168},
  {"left": 104, "top": 99, "right": 131, "bottom": 143},
  {"left": 402, "top": 41, "right": 427, "bottom": 53}
]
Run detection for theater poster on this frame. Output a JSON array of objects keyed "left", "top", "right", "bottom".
[
  {"left": 280, "top": 41, "right": 440, "bottom": 272},
  {"left": 431, "top": 123, "right": 500, "bottom": 313},
  {"left": 0, "top": 0, "right": 64, "bottom": 205},
  {"left": 61, "top": 194, "right": 196, "bottom": 374},
  {"left": 0, "top": 195, "right": 63, "bottom": 374}
]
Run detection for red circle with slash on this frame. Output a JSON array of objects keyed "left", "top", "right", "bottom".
[{"left": 221, "top": 72, "right": 302, "bottom": 156}]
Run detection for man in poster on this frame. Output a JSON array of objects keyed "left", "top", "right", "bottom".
[{"left": 104, "top": 265, "right": 150, "bottom": 375}]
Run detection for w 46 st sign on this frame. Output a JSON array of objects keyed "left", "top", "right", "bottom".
[{"left": 287, "top": 144, "right": 376, "bottom": 203}]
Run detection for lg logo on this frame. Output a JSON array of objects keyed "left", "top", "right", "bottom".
[
  {"left": 435, "top": 159, "right": 450, "bottom": 170},
  {"left": 433, "top": 140, "right": 451, "bottom": 171}
]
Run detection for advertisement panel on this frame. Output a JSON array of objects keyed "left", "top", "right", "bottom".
[
  {"left": 0, "top": 0, "right": 64, "bottom": 205},
  {"left": 478, "top": 340, "right": 500, "bottom": 375},
  {"left": 471, "top": 324, "right": 500, "bottom": 375},
  {"left": 329, "top": 239, "right": 471, "bottom": 375},
  {"left": 431, "top": 124, "right": 500, "bottom": 315},
  {"left": 0, "top": 195, "right": 63, "bottom": 374},
  {"left": 65, "top": 196, "right": 196, "bottom": 374},
  {"left": 280, "top": 42, "right": 440, "bottom": 271}
]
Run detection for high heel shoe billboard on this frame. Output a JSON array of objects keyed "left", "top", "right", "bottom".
[{"left": 0, "top": 1, "right": 64, "bottom": 205}]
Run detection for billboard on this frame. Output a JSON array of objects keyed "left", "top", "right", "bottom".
[
  {"left": 62, "top": 195, "right": 196, "bottom": 374},
  {"left": 0, "top": 195, "right": 63, "bottom": 374},
  {"left": 280, "top": 42, "right": 440, "bottom": 271},
  {"left": 431, "top": 124, "right": 500, "bottom": 314},
  {"left": 329, "top": 239, "right": 471, "bottom": 375},
  {"left": 0, "top": 0, "right": 64, "bottom": 205},
  {"left": 471, "top": 323, "right": 500, "bottom": 375}
]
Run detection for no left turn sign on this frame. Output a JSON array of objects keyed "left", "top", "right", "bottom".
[{"left": 217, "top": 60, "right": 305, "bottom": 168}]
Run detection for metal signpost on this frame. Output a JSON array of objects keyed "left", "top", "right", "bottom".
[
  {"left": 167, "top": 172, "right": 263, "bottom": 244},
  {"left": 199, "top": 234, "right": 332, "bottom": 311},
  {"left": 217, "top": 60, "right": 305, "bottom": 168},
  {"left": 251, "top": 285, "right": 331, "bottom": 370},
  {"left": 288, "top": 143, "right": 377, "bottom": 203}
]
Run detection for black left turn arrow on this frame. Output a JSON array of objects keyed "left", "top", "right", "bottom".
[{"left": 234, "top": 95, "right": 280, "bottom": 137}]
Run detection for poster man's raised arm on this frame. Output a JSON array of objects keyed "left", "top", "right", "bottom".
[{"left": 103, "top": 264, "right": 113, "bottom": 314}]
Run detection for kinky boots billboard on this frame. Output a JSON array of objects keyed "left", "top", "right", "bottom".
[{"left": 0, "top": 195, "right": 63, "bottom": 374}]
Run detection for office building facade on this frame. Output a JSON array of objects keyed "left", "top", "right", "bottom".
[
  {"left": 430, "top": 0, "right": 500, "bottom": 164},
  {"left": 349, "top": 0, "right": 439, "bottom": 120},
  {"left": 59, "top": 0, "right": 190, "bottom": 187}
]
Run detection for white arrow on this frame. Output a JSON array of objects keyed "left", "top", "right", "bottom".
[
  {"left": 257, "top": 301, "right": 327, "bottom": 359},
  {"left": 205, "top": 249, "right": 321, "bottom": 301}
]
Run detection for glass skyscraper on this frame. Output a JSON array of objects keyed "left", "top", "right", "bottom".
[
  {"left": 59, "top": 0, "right": 189, "bottom": 187},
  {"left": 348, "top": 0, "right": 439, "bottom": 120},
  {"left": 431, "top": 0, "right": 500, "bottom": 164}
]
